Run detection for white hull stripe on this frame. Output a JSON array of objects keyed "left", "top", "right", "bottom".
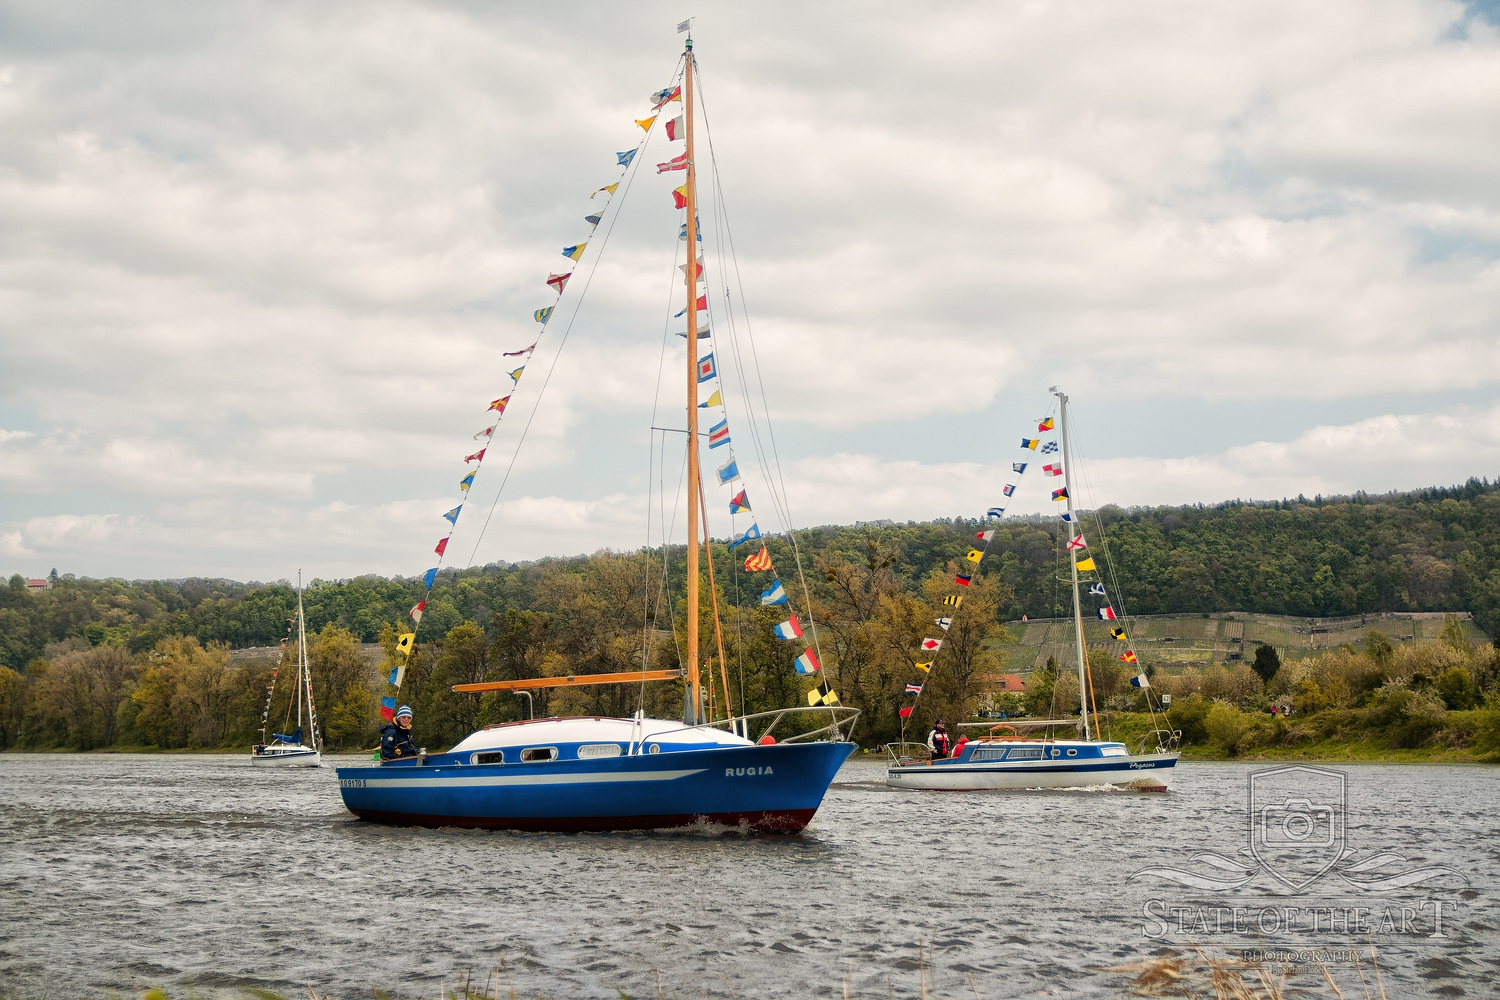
[{"left": 357, "top": 768, "right": 707, "bottom": 789}]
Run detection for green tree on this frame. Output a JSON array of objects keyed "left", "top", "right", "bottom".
[{"left": 1252, "top": 644, "right": 1281, "bottom": 685}]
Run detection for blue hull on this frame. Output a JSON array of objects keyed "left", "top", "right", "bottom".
[{"left": 336, "top": 741, "right": 855, "bottom": 833}]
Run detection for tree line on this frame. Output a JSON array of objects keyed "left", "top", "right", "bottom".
[{"left": 1, "top": 479, "right": 1497, "bottom": 751}]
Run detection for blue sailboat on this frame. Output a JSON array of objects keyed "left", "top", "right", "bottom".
[{"left": 336, "top": 28, "right": 857, "bottom": 832}]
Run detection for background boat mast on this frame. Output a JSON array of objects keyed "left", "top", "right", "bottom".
[
  {"left": 682, "top": 34, "right": 702, "bottom": 725},
  {"left": 1055, "top": 390, "right": 1091, "bottom": 741}
]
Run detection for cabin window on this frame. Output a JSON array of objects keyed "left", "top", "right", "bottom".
[
  {"left": 969, "top": 748, "right": 1007, "bottom": 762},
  {"left": 1066, "top": 749, "right": 1078, "bottom": 757},
  {"left": 1101, "top": 746, "right": 1129, "bottom": 758},
  {"left": 470, "top": 751, "right": 504, "bottom": 765},
  {"left": 1050, "top": 748, "right": 1062, "bottom": 757},
  {"left": 578, "top": 743, "right": 622, "bottom": 759},
  {"left": 519, "top": 747, "right": 557, "bottom": 763},
  {"left": 1004, "top": 747, "right": 1044, "bottom": 761},
  {"left": 647, "top": 743, "right": 661, "bottom": 754}
]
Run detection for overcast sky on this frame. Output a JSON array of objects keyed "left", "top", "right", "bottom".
[{"left": 2, "top": 1, "right": 1497, "bottom": 583}]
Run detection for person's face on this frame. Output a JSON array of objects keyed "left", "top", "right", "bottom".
[{"left": 398, "top": 717, "right": 412, "bottom": 730}]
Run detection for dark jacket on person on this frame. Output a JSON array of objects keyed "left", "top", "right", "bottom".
[{"left": 380, "top": 722, "right": 418, "bottom": 761}]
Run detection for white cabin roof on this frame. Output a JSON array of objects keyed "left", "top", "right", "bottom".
[{"left": 449, "top": 716, "right": 753, "bottom": 752}]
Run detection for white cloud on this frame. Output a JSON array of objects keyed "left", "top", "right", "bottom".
[{"left": 0, "top": 1, "right": 1496, "bottom": 580}]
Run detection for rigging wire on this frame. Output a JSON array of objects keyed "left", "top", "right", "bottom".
[
  {"left": 1064, "top": 404, "right": 1169, "bottom": 735},
  {"left": 463, "top": 56, "right": 685, "bottom": 570},
  {"left": 693, "top": 64, "right": 829, "bottom": 676}
]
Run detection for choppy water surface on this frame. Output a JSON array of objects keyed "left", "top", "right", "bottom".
[{"left": 1, "top": 755, "right": 1494, "bottom": 998}]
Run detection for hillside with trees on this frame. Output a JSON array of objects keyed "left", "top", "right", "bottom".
[{"left": 1, "top": 479, "right": 1497, "bottom": 754}]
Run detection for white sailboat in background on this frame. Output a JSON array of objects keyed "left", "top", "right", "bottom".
[
  {"left": 251, "top": 575, "right": 322, "bottom": 767},
  {"left": 884, "top": 388, "right": 1180, "bottom": 791}
]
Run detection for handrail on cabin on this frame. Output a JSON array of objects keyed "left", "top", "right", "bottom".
[{"left": 452, "top": 669, "right": 683, "bottom": 694}]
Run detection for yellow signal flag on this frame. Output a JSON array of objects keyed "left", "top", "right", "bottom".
[
  {"left": 807, "top": 688, "right": 823, "bottom": 707},
  {"left": 824, "top": 690, "right": 840, "bottom": 706},
  {"left": 1075, "top": 557, "right": 1097, "bottom": 572},
  {"left": 1110, "top": 627, "right": 1127, "bottom": 641},
  {"left": 943, "top": 594, "right": 964, "bottom": 607},
  {"left": 966, "top": 549, "right": 983, "bottom": 564},
  {"left": 915, "top": 661, "right": 932, "bottom": 673},
  {"left": 396, "top": 632, "right": 416, "bottom": 659},
  {"left": 591, "top": 182, "right": 619, "bottom": 199},
  {"left": 635, "top": 115, "right": 658, "bottom": 131},
  {"left": 698, "top": 390, "right": 722, "bottom": 408}
]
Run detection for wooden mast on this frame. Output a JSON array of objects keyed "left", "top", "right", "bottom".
[{"left": 682, "top": 36, "right": 702, "bottom": 724}]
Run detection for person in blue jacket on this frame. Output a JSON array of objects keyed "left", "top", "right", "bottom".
[{"left": 380, "top": 704, "right": 419, "bottom": 760}]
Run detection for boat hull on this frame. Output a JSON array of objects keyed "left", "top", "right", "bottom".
[
  {"left": 886, "top": 751, "right": 1178, "bottom": 791},
  {"left": 335, "top": 740, "right": 855, "bottom": 833},
  {"left": 250, "top": 747, "right": 321, "bottom": 767}
]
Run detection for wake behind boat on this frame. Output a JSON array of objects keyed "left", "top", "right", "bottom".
[
  {"left": 884, "top": 388, "right": 1179, "bottom": 792},
  {"left": 336, "top": 27, "right": 856, "bottom": 832}
]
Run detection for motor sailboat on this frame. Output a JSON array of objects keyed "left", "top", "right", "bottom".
[
  {"left": 251, "top": 575, "right": 322, "bottom": 767},
  {"left": 884, "top": 388, "right": 1180, "bottom": 791},
  {"left": 335, "top": 28, "right": 857, "bottom": 832}
]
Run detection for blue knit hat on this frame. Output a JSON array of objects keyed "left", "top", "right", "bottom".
[{"left": 395, "top": 704, "right": 413, "bottom": 721}]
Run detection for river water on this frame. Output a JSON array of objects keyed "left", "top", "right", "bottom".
[{"left": 0, "top": 755, "right": 1494, "bottom": 998}]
